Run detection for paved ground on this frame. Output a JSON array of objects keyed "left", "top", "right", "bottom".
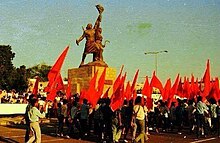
[{"left": 0, "top": 116, "right": 220, "bottom": 143}]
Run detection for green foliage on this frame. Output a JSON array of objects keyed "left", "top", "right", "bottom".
[
  {"left": 0, "top": 45, "right": 52, "bottom": 92},
  {"left": 0, "top": 45, "right": 15, "bottom": 90},
  {"left": 12, "top": 65, "right": 29, "bottom": 93},
  {"left": 26, "top": 64, "right": 51, "bottom": 82}
]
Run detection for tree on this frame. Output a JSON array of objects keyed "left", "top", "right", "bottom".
[
  {"left": 0, "top": 45, "right": 29, "bottom": 93},
  {"left": 0, "top": 45, "right": 16, "bottom": 91},
  {"left": 12, "top": 65, "right": 28, "bottom": 93},
  {"left": 26, "top": 64, "right": 52, "bottom": 82}
]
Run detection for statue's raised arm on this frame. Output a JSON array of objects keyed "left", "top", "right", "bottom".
[{"left": 93, "top": 4, "right": 104, "bottom": 30}]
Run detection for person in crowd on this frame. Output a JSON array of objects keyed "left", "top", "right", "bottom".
[
  {"left": 121, "top": 100, "right": 127, "bottom": 135},
  {"left": 88, "top": 104, "right": 94, "bottom": 135},
  {"left": 23, "top": 94, "right": 34, "bottom": 142},
  {"left": 143, "top": 99, "right": 150, "bottom": 138},
  {"left": 132, "top": 96, "right": 148, "bottom": 143},
  {"left": 159, "top": 101, "right": 169, "bottom": 132},
  {"left": 175, "top": 99, "right": 184, "bottom": 134},
  {"left": 57, "top": 102, "right": 63, "bottom": 137},
  {"left": 210, "top": 98, "right": 218, "bottom": 135},
  {"left": 154, "top": 100, "right": 161, "bottom": 133},
  {"left": 187, "top": 99, "right": 196, "bottom": 134},
  {"left": 27, "top": 98, "right": 46, "bottom": 143},
  {"left": 61, "top": 99, "right": 71, "bottom": 138},
  {"left": 217, "top": 99, "right": 220, "bottom": 137},
  {"left": 93, "top": 100, "right": 104, "bottom": 142},
  {"left": 123, "top": 100, "right": 133, "bottom": 143},
  {"left": 102, "top": 98, "right": 114, "bottom": 142},
  {"left": 182, "top": 99, "right": 189, "bottom": 127},
  {"left": 79, "top": 99, "right": 90, "bottom": 139},
  {"left": 52, "top": 99, "right": 58, "bottom": 118},
  {"left": 70, "top": 100, "right": 80, "bottom": 135},
  {"left": 204, "top": 99, "right": 212, "bottom": 136},
  {"left": 169, "top": 102, "right": 176, "bottom": 132},
  {"left": 112, "top": 108, "right": 123, "bottom": 143},
  {"left": 196, "top": 96, "right": 209, "bottom": 138}
]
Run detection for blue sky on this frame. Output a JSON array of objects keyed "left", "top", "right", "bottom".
[{"left": 1, "top": 0, "right": 220, "bottom": 84}]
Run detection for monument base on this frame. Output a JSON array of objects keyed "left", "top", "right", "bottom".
[
  {"left": 79, "top": 61, "right": 108, "bottom": 68},
  {"left": 68, "top": 65, "right": 116, "bottom": 96}
]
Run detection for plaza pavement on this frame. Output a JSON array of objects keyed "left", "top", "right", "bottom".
[{"left": 0, "top": 116, "right": 220, "bottom": 143}]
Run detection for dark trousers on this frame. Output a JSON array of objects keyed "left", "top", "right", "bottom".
[
  {"left": 94, "top": 119, "right": 103, "bottom": 141},
  {"left": 176, "top": 116, "right": 183, "bottom": 132},
  {"left": 25, "top": 122, "right": 30, "bottom": 142},
  {"left": 212, "top": 118, "right": 218, "bottom": 134},
  {"left": 196, "top": 114, "right": 205, "bottom": 138},
  {"left": 58, "top": 115, "right": 64, "bottom": 134},
  {"left": 80, "top": 119, "right": 88, "bottom": 138},
  {"left": 217, "top": 116, "right": 220, "bottom": 137}
]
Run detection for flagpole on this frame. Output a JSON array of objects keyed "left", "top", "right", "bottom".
[{"left": 144, "top": 50, "right": 168, "bottom": 75}]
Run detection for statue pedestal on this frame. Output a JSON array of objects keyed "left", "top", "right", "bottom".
[{"left": 68, "top": 65, "right": 116, "bottom": 96}]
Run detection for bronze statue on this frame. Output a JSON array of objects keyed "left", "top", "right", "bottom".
[{"left": 76, "top": 4, "right": 109, "bottom": 67}]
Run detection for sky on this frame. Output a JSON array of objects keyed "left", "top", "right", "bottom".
[{"left": 1, "top": 0, "right": 220, "bottom": 84}]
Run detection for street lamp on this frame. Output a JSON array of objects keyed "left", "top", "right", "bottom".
[{"left": 144, "top": 50, "right": 168, "bottom": 75}]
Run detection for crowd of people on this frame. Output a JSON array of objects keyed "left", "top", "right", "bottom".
[
  {"left": 1, "top": 89, "right": 220, "bottom": 142},
  {"left": 0, "top": 87, "right": 46, "bottom": 104},
  {"left": 22, "top": 92, "right": 220, "bottom": 143}
]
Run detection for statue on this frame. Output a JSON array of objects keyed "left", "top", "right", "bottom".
[{"left": 76, "top": 4, "right": 109, "bottom": 67}]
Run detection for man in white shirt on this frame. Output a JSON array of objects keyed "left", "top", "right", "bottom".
[{"left": 27, "top": 98, "right": 46, "bottom": 143}]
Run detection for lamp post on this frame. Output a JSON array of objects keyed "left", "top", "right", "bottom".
[{"left": 144, "top": 50, "right": 168, "bottom": 75}]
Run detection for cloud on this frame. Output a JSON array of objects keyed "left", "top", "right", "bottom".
[
  {"left": 137, "top": 23, "right": 152, "bottom": 30},
  {"left": 127, "top": 22, "right": 152, "bottom": 34}
]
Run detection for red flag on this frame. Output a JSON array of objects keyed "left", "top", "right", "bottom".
[
  {"left": 131, "top": 69, "right": 139, "bottom": 92},
  {"left": 90, "top": 68, "right": 107, "bottom": 107},
  {"left": 150, "top": 71, "right": 163, "bottom": 94},
  {"left": 46, "top": 73, "right": 64, "bottom": 101},
  {"left": 177, "top": 78, "right": 183, "bottom": 98},
  {"left": 87, "top": 70, "right": 99, "bottom": 108},
  {"left": 79, "top": 89, "right": 87, "bottom": 104},
  {"left": 113, "top": 65, "right": 124, "bottom": 93},
  {"left": 215, "top": 77, "right": 220, "bottom": 100},
  {"left": 110, "top": 73, "right": 126, "bottom": 111},
  {"left": 183, "top": 77, "right": 190, "bottom": 99},
  {"left": 142, "top": 76, "right": 152, "bottom": 98},
  {"left": 163, "top": 78, "right": 171, "bottom": 101},
  {"left": 32, "top": 76, "right": 40, "bottom": 96},
  {"left": 66, "top": 79, "right": 71, "bottom": 99},
  {"left": 209, "top": 77, "right": 219, "bottom": 101},
  {"left": 97, "top": 67, "right": 106, "bottom": 97},
  {"left": 169, "top": 74, "right": 180, "bottom": 98},
  {"left": 45, "top": 46, "right": 69, "bottom": 92},
  {"left": 146, "top": 97, "right": 153, "bottom": 110},
  {"left": 194, "top": 78, "right": 200, "bottom": 96},
  {"left": 125, "top": 81, "right": 132, "bottom": 100},
  {"left": 141, "top": 95, "right": 145, "bottom": 106},
  {"left": 202, "top": 59, "right": 211, "bottom": 98},
  {"left": 190, "top": 74, "right": 198, "bottom": 100},
  {"left": 46, "top": 85, "right": 57, "bottom": 101},
  {"left": 101, "top": 87, "right": 110, "bottom": 99},
  {"left": 56, "top": 73, "right": 64, "bottom": 91},
  {"left": 170, "top": 74, "right": 180, "bottom": 99},
  {"left": 132, "top": 90, "right": 137, "bottom": 102},
  {"left": 167, "top": 74, "right": 179, "bottom": 109}
]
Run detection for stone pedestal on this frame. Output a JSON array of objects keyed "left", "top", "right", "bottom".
[{"left": 68, "top": 65, "right": 116, "bottom": 96}]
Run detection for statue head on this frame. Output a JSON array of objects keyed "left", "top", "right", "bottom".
[{"left": 86, "top": 23, "right": 92, "bottom": 30}]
